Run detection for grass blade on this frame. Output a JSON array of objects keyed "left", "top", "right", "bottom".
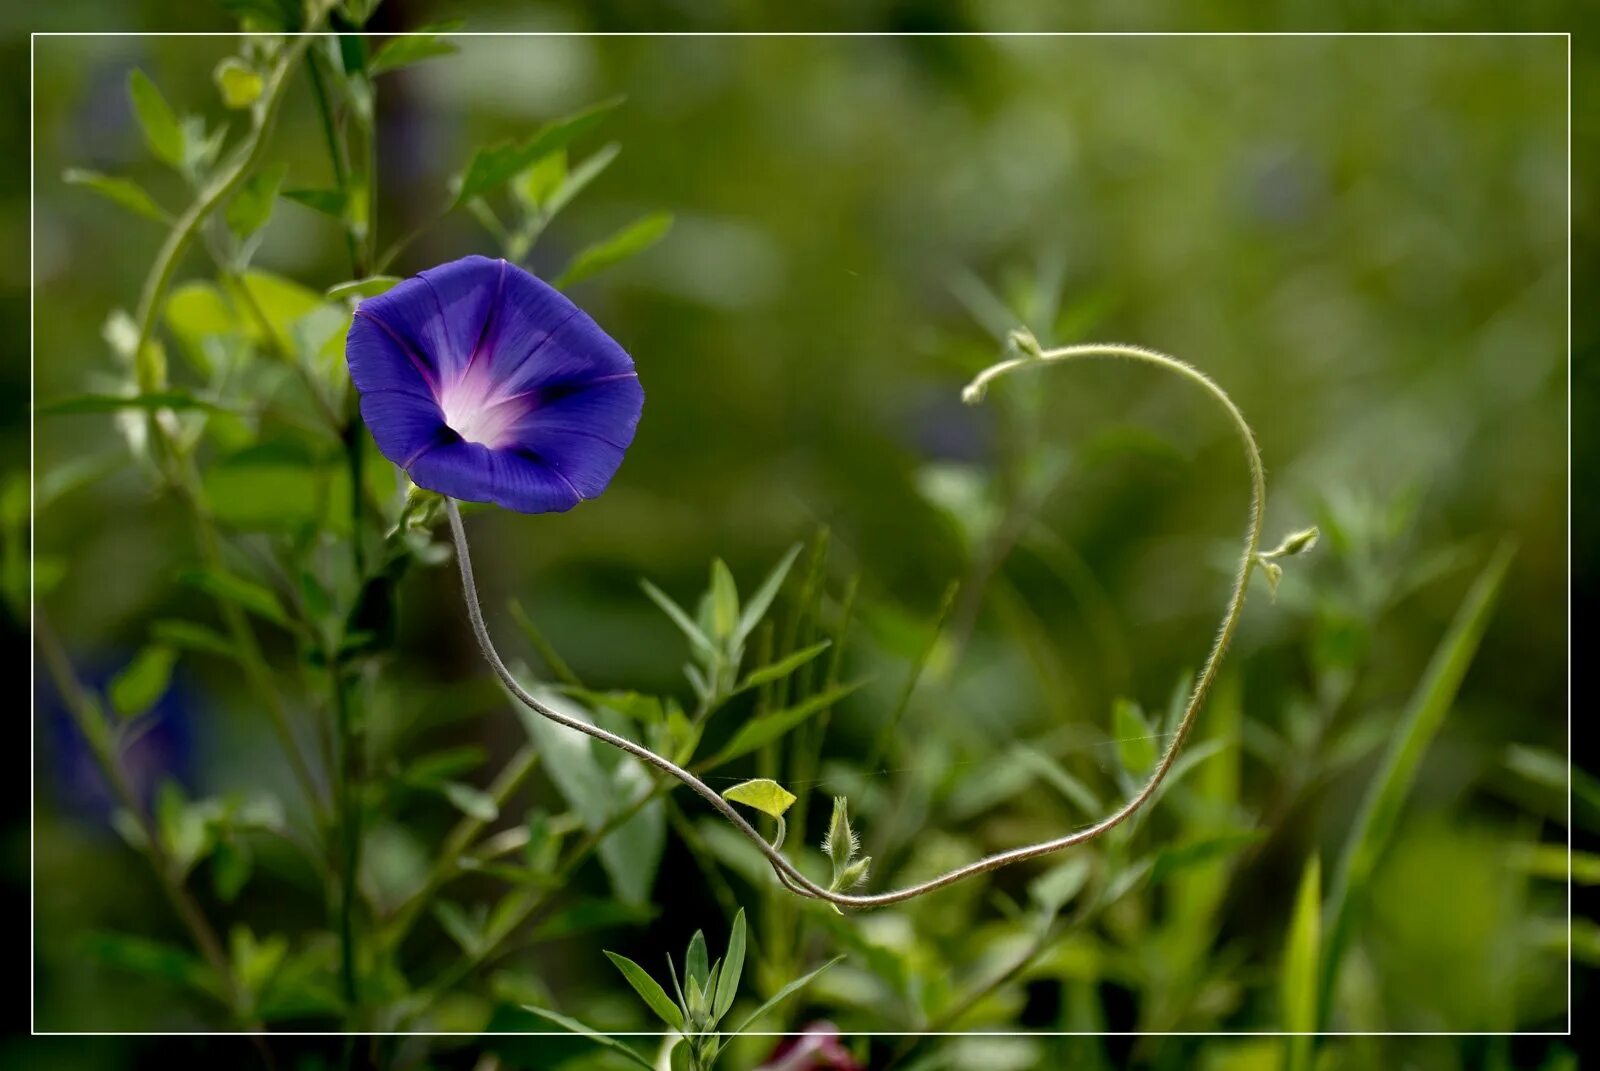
[
  {"left": 1317, "top": 541, "right": 1514, "bottom": 1027},
  {"left": 1282, "top": 855, "right": 1321, "bottom": 1071}
]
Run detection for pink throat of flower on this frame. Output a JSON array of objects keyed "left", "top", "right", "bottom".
[{"left": 436, "top": 361, "right": 532, "bottom": 450}]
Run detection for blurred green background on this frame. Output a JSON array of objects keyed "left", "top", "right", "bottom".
[{"left": 14, "top": 12, "right": 1582, "bottom": 1070}]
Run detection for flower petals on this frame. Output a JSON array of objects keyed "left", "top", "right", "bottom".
[
  {"left": 484, "top": 269, "right": 634, "bottom": 396},
  {"left": 346, "top": 255, "right": 642, "bottom": 515},
  {"left": 358, "top": 389, "right": 450, "bottom": 470}
]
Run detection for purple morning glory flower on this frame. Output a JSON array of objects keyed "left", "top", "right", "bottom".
[{"left": 346, "top": 255, "right": 643, "bottom": 513}]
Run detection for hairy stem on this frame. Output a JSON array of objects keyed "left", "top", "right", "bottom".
[{"left": 444, "top": 338, "right": 1266, "bottom": 908}]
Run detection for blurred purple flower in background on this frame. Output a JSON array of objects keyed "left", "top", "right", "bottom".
[
  {"left": 346, "top": 255, "right": 643, "bottom": 513},
  {"left": 757, "top": 1022, "right": 864, "bottom": 1071}
]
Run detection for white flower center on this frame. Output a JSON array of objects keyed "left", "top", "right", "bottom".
[{"left": 436, "top": 360, "right": 532, "bottom": 450}]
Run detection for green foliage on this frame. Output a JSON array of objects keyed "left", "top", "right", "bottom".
[
  {"left": 1319, "top": 543, "right": 1515, "bottom": 1027},
  {"left": 452, "top": 97, "right": 624, "bottom": 210},
  {"left": 29, "top": 25, "right": 1568, "bottom": 1065},
  {"left": 543, "top": 910, "right": 835, "bottom": 1070}
]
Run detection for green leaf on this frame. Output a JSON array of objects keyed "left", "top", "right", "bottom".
[
  {"left": 326, "top": 276, "right": 402, "bottom": 301},
  {"left": 368, "top": 24, "right": 462, "bottom": 78},
  {"left": 513, "top": 149, "right": 567, "bottom": 210},
  {"left": 224, "top": 270, "right": 331, "bottom": 355},
  {"left": 514, "top": 688, "right": 665, "bottom": 906},
  {"left": 709, "top": 559, "right": 740, "bottom": 644},
  {"left": 641, "top": 579, "right": 718, "bottom": 660},
  {"left": 1282, "top": 856, "right": 1321, "bottom": 1070},
  {"left": 213, "top": 57, "right": 263, "bottom": 109},
  {"left": 165, "top": 282, "right": 239, "bottom": 367},
  {"left": 603, "top": 951, "right": 684, "bottom": 1031},
  {"left": 520, "top": 1006, "right": 655, "bottom": 1070},
  {"left": 432, "top": 901, "right": 483, "bottom": 956},
  {"left": 702, "top": 680, "right": 864, "bottom": 769},
  {"left": 722, "top": 778, "right": 797, "bottom": 819},
  {"left": 543, "top": 142, "right": 621, "bottom": 217},
  {"left": 735, "top": 640, "right": 830, "bottom": 693},
  {"left": 128, "top": 69, "right": 184, "bottom": 168},
  {"left": 282, "top": 187, "right": 347, "bottom": 219},
  {"left": 85, "top": 932, "right": 219, "bottom": 999},
  {"left": 735, "top": 545, "right": 802, "bottom": 646},
  {"left": 177, "top": 568, "right": 292, "bottom": 630},
  {"left": 150, "top": 619, "right": 236, "bottom": 660},
  {"left": 713, "top": 909, "right": 745, "bottom": 1022},
  {"left": 201, "top": 443, "right": 349, "bottom": 535},
  {"left": 401, "top": 746, "right": 487, "bottom": 788},
  {"left": 36, "top": 391, "right": 231, "bottom": 416},
  {"left": 554, "top": 211, "right": 673, "bottom": 288},
  {"left": 1112, "top": 698, "right": 1157, "bottom": 776},
  {"left": 225, "top": 162, "right": 287, "bottom": 239},
  {"left": 1029, "top": 857, "right": 1092, "bottom": 917},
  {"left": 685, "top": 930, "right": 710, "bottom": 993},
  {"left": 108, "top": 644, "right": 178, "bottom": 720},
  {"left": 62, "top": 169, "right": 170, "bottom": 223},
  {"left": 442, "top": 782, "right": 499, "bottom": 822},
  {"left": 1318, "top": 542, "right": 1514, "bottom": 1028},
  {"left": 728, "top": 956, "right": 842, "bottom": 1036},
  {"left": 212, "top": 838, "right": 252, "bottom": 902},
  {"left": 453, "top": 96, "right": 625, "bottom": 210}
]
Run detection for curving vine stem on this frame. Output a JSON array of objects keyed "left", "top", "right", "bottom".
[{"left": 446, "top": 334, "right": 1274, "bottom": 909}]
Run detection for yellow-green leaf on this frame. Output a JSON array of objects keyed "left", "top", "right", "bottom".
[
  {"left": 213, "top": 57, "right": 263, "bottom": 109},
  {"left": 722, "top": 778, "right": 796, "bottom": 819}
]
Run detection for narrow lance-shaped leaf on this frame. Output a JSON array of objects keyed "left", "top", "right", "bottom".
[
  {"left": 736, "top": 640, "right": 831, "bottom": 693},
  {"left": 128, "top": 69, "right": 184, "bottom": 168},
  {"left": 685, "top": 930, "right": 710, "bottom": 992},
  {"left": 604, "top": 951, "right": 685, "bottom": 1031},
  {"left": 367, "top": 23, "right": 462, "bottom": 77},
  {"left": 37, "top": 391, "right": 233, "bottom": 416},
  {"left": 736, "top": 544, "right": 803, "bottom": 647},
  {"left": 709, "top": 560, "right": 740, "bottom": 644},
  {"left": 326, "top": 276, "right": 402, "bottom": 301},
  {"left": 521, "top": 1006, "right": 655, "bottom": 1070},
  {"left": 702, "top": 679, "right": 866, "bottom": 769},
  {"left": 62, "top": 169, "right": 170, "bottom": 224},
  {"left": 641, "top": 579, "right": 718, "bottom": 660},
  {"left": 554, "top": 212, "right": 674, "bottom": 288},
  {"left": 453, "top": 96, "right": 625, "bottom": 209},
  {"left": 713, "top": 909, "right": 746, "bottom": 1022},
  {"left": 728, "top": 956, "right": 843, "bottom": 1036},
  {"left": 544, "top": 142, "right": 621, "bottom": 217},
  {"left": 441, "top": 782, "right": 498, "bottom": 822},
  {"left": 177, "top": 568, "right": 292, "bottom": 630}
]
